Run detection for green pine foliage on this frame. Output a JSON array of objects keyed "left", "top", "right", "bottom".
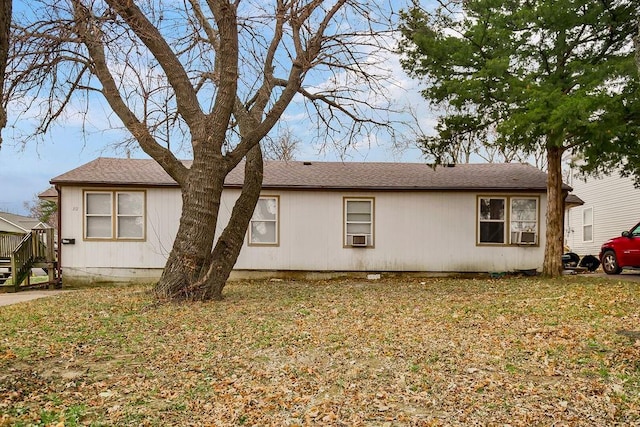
[{"left": 399, "top": 0, "right": 640, "bottom": 178}]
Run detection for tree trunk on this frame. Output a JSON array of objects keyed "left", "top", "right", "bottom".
[
  {"left": 193, "top": 145, "right": 264, "bottom": 300},
  {"left": 0, "top": 0, "right": 11, "bottom": 146},
  {"left": 635, "top": 21, "right": 640, "bottom": 75},
  {"left": 542, "top": 145, "right": 564, "bottom": 277},
  {"left": 153, "top": 146, "right": 264, "bottom": 301},
  {"left": 154, "top": 154, "right": 226, "bottom": 301}
]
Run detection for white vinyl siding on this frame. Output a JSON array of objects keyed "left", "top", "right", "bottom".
[
  {"left": 344, "top": 198, "right": 374, "bottom": 247},
  {"left": 249, "top": 196, "right": 279, "bottom": 245},
  {"left": 61, "top": 187, "right": 548, "bottom": 282},
  {"left": 582, "top": 207, "right": 593, "bottom": 243},
  {"left": 84, "top": 190, "right": 145, "bottom": 240}
]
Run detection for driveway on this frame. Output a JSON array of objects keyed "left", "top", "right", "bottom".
[
  {"left": 592, "top": 271, "right": 640, "bottom": 282},
  {"left": 0, "top": 290, "right": 71, "bottom": 307}
]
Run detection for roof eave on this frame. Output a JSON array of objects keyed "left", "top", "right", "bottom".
[
  {"left": 53, "top": 181, "right": 551, "bottom": 192},
  {"left": 52, "top": 180, "right": 560, "bottom": 193},
  {"left": 227, "top": 184, "right": 549, "bottom": 192},
  {"left": 50, "top": 180, "right": 179, "bottom": 188}
]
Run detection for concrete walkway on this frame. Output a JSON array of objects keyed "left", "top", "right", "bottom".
[{"left": 0, "top": 290, "right": 71, "bottom": 307}]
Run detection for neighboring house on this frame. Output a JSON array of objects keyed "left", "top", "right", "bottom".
[
  {"left": 0, "top": 211, "right": 48, "bottom": 262},
  {"left": 563, "top": 193, "right": 584, "bottom": 250},
  {"left": 38, "top": 187, "right": 58, "bottom": 203},
  {"left": 565, "top": 170, "right": 640, "bottom": 257},
  {"left": 0, "top": 211, "right": 46, "bottom": 235},
  {"left": 0, "top": 210, "right": 58, "bottom": 288},
  {"left": 36, "top": 187, "right": 60, "bottom": 231},
  {"left": 50, "top": 158, "right": 572, "bottom": 282}
]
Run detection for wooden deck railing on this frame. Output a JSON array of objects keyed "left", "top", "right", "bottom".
[
  {"left": 11, "top": 233, "right": 34, "bottom": 289},
  {"left": 2, "top": 229, "right": 57, "bottom": 291},
  {"left": 0, "top": 234, "right": 24, "bottom": 258}
]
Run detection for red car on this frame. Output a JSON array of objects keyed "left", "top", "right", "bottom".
[{"left": 599, "top": 222, "right": 640, "bottom": 274}]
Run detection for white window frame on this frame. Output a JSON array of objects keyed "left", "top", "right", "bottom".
[
  {"left": 344, "top": 197, "right": 374, "bottom": 248},
  {"left": 85, "top": 191, "right": 113, "bottom": 239},
  {"left": 248, "top": 196, "right": 279, "bottom": 246},
  {"left": 115, "top": 191, "right": 145, "bottom": 239},
  {"left": 582, "top": 207, "right": 593, "bottom": 243},
  {"left": 84, "top": 190, "right": 146, "bottom": 240}
]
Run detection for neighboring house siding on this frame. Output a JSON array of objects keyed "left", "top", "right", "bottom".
[
  {"left": 0, "top": 220, "right": 26, "bottom": 234},
  {"left": 566, "top": 172, "right": 640, "bottom": 256},
  {"left": 60, "top": 186, "right": 548, "bottom": 281}
]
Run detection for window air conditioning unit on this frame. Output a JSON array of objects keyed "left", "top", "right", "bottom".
[
  {"left": 515, "top": 231, "right": 537, "bottom": 245},
  {"left": 351, "top": 235, "right": 368, "bottom": 247}
]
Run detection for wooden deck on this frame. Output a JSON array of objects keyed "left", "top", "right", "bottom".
[
  {"left": 0, "top": 229, "right": 59, "bottom": 292},
  {"left": 0, "top": 234, "right": 23, "bottom": 259}
]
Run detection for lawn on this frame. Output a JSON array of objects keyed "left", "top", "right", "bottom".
[
  {"left": 1, "top": 275, "right": 51, "bottom": 287},
  {"left": 0, "top": 276, "right": 639, "bottom": 426}
]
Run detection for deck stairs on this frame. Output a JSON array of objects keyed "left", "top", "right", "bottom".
[{"left": 0, "top": 229, "right": 59, "bottom": 292}]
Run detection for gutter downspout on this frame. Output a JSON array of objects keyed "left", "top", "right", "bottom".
[
  {"left": 55, "top": 184, "right": 62, "bottom": 287},
  {"left": 562, "top": 189, "right": 569, "bottom": 252}
]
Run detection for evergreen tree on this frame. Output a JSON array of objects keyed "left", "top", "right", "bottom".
[{"left": 399, "top": 0, "right": 640, "bottom": 276}]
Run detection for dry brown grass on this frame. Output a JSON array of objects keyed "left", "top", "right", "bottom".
[{"left": 1, "top": 276, "right": 639, "bottom": 426}]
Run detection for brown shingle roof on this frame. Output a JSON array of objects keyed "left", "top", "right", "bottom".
[
  {"left": 564, "top": 193, "right": 584, "bottom": 207},
  {"left": 0, "top": 211, "right": 42, "bottom": 232},
  {"left": 38, "top": 187, "right": 58, "bottom": 200},
  {"left": 51, "top": 157, "right": 566, "bottom": 191},
  {"left": 51, "top": 158, "right": 180, "bottom": 187}
]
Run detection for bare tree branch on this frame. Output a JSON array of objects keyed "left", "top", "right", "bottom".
[
  {"left": 7, "top": 0, "right": 402, "bottom": 300},
  {"left": 71, "top": 0, "right": 186, "bottom": 183},
  {"left": 0, "top": 0, "right": 11, "bottom": 147},
  {"left": 104, "top": 0, "right": 205, "bottom": 131}
]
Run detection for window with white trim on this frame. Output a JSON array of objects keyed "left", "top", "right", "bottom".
[
  {"left": 116, "top": 192, "right": 145, "bottom": 238},
  {"left": 85, "top": 192, "right": 112, "bottom": 238},
  {"left": 478, "top": 196, "right": 539, "bottom": 245},
  {"left": 249, "top": 196, "right": 279, "bottom": 245},
  {"left": 582, "top": 207, "right": 593, "bottom": 242},
  {"left": 344, "top": 198, "right": 374, "bottom": 247},
  {"left": 84, "top": 191, "right": 145, "bottom": 240}
]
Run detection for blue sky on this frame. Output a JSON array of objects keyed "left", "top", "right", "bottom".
[
  {"left": 0, "top": 39, "right": 431, "bottom": 215},
  {"left": 0, "top": 123, "right": 121, "bottom": 214},
  {"left": 0, "top": 109, "right": 427, "bottom": 216},
  {"left": 0, "top": 1, "right": 433, "bottom": 216}
]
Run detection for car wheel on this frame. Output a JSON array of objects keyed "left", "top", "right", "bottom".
[{"left": 602, "top": 250, "right": 622, "bottom": 275}]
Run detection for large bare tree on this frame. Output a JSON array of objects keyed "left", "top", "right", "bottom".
[
  {"left": 7, "top": 0, "right": 397, "bottom": 301},
  {"left": 262, "top": 126, "right": 300, "bottom": 162},
  {"left": 0, "top": 0, "right": 10, "bottom": 145}
]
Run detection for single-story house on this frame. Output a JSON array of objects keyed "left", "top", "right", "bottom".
[
  {"left": 50, "top": 158, "right": 572, "bottom": 282},
  {"left": 0, "top": 211, "right": 47, "bottom": 235},
  {"left": 565, "top": 169, "right": 640, "bottom": 257}
]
